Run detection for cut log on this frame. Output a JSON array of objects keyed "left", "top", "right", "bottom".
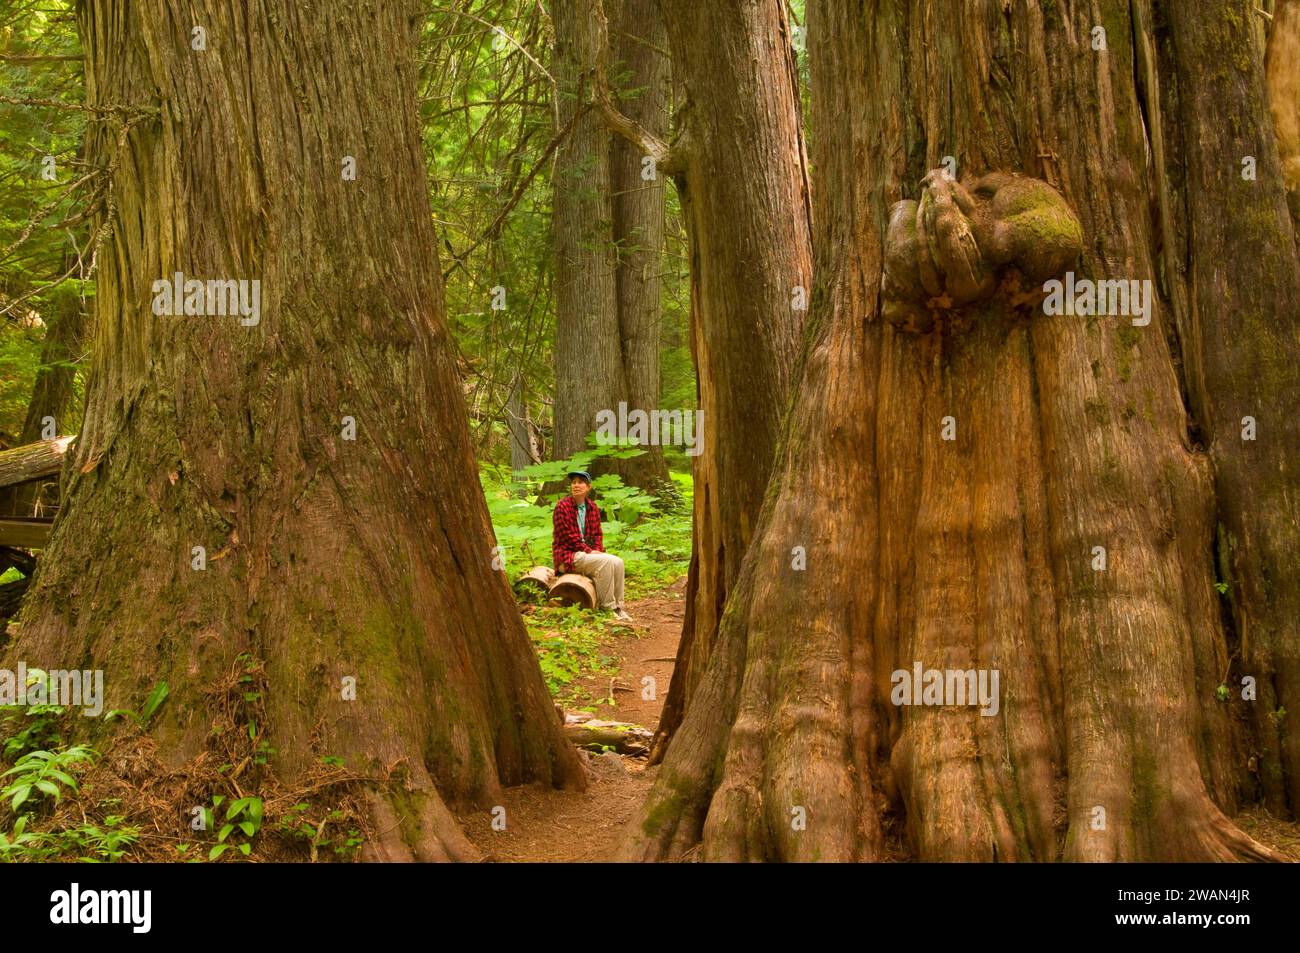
[
  {"left": 550, "top": 572, "right": 597, "bottom": 609},
  {"left": 513, "top": 565, "right": 597, "bottom": 610},
  {"left": 514, "top": 565, "right": 557, "bottom": 597},
  {"left": 0, "top": 436, "right": 73, "bottom": 490},
  {"left": 563, "top": 719, "right": 653, "bottom": 755}
]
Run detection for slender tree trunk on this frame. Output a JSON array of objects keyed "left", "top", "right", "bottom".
[
  {"left": 606, "top": 0, "right": 671, "bottom": 491},
  {"left": 10, "top": 0, "right": 582, "bottom": 862},
  {"left": 506, "top": 376, "right": 536, "bottom": 475},
  {"left": 17, "top": 288, "right": 83, "bottom": 445},
  {"left": 645, "top": 0, "right": 812, "bottom": 757},
  {"left": 552, "top": 1, "right": 627, "bottom": 464},
  {"left": 621, "top": 0, "right": 1290, "bottom": 862},
  {"left": 552, "top": 0, "right": 672, "bottom": 492}
]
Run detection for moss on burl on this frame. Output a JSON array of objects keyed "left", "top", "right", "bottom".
[{"left": 882, "top": 168, "right": 1084, "bottom": 333}]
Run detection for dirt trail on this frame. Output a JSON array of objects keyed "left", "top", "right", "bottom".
[
  {"left": 457, "top": 575, "right": 1300, "bottom": 864},
  {"left": 458, "top": 578, "right": 685, "bottom": 861}
]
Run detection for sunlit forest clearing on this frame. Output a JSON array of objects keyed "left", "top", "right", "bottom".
[{"left": 1, "top": 0, "right": 1299, "bottom": 870}]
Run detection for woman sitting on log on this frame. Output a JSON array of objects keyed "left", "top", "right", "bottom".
[{"left": 552, "top": 470, "right": 632, "bottom": 621}]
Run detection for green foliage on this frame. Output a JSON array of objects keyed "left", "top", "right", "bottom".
[
  {"left": 0, "top": 812, "right": 139, "bottom": 863},
  {"left": 489, "top": 448, "right": 690, "bottom": 708},
  {"left": 0, "top": 2, "right": 89, "bottom": 436},
  {"left": 420, "top": 3, "right": 694, "bottom": 466},
  {"left": 0, "top": 667, "right": 137, "bottom": 862},
  {"left": 525, "top": 603, "right": 622, "bottom": 707},
  {"left": 204, "top": 794, "right": 264, "bottom": 861},
  {"left": 104, "top": 680, "right": 169, "bottom": 726},
  {"left": 1, "top": 701, "right": 65, "bottom": 759},
  {"left": 484, "top": 445, "right": 692, "bottom": 595},
  {"left": 1, "top": 744, "right": 95, "bottom": 811},
  {"left": 0, "top": 330, "right": 44, "bottom": 436}
]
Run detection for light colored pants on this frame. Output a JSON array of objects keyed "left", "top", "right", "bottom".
[{"left": 570, "top": 551, "right": 626, "bottom": 610}]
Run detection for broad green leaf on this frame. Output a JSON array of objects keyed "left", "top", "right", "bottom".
[
  {"left": 141, "top": 682, "right": 170, "bottom": 722},
  {"left": 34, "top": 780, "right": 60, "bottom": 800}
]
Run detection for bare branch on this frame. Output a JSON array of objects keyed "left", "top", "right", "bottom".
[{"left": 591, "top": 0, "right": 682, "bottom": 174}]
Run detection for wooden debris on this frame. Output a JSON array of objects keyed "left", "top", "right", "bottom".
[
  {"left": 513, "top": 564, "right": 597, "bottom": 610},
  {"left": 0, "top": 436, "right": 72, "bottom": 490},
  {"left": 0, "top": 517, "right": 53, "bottom": 549},
  {"left": 562, "top": 719, "right": 653, "bottom": 756}
]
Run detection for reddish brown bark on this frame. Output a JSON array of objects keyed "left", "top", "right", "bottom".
[
  {"left": 637, "top": 0, "right": 813, "bottom": 757},
  {"left": 621, "top": 0, "right": 1290, "bottom": 862},
  {"left": 10, "top": 0, "right": 582, "bottom": 862}
]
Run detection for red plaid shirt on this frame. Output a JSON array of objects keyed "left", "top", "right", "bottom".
[{"left": 552, "top": 495, "right": 603, "bottom": 572}]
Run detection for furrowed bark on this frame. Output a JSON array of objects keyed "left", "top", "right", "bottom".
[
  {"left": 607, "top": 0, "right": 671, "bottom": 491},
  {"left": 622, "top": 0, "right": 1280, "bottom": 863},
  {"left": 1159, "top": 0, "right": 1300, "bottom": 816},
  {"left": 10, "top": 0, "right": 583, "bottom": 862},
  {"left": 647, "top": 0, "right": 812, "bottom": 759}
]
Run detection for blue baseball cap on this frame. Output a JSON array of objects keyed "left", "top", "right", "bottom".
[{"left": 567, "top": 470, "right": 592, "bottom": 482}]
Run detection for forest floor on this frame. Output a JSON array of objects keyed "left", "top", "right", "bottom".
[
  {"left": 457, "top": 573, "right": 1300, "bottom": 864},
  {"left": 457, "top": 577, "right": 685, "bottom": 861}
]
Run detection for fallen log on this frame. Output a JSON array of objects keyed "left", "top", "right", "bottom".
[
  {"left": 0, "top": 436, "right": 73, "bottom": 490},
  {"left": 563, "top": 719, "right": 653, "bottom": 756},
  {"left": 514, "top": 565, "right": 556, "bottom": 599}
]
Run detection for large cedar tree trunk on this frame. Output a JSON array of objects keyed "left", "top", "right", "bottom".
[
  {"left": 620, "top": 0, "right": 1296, "bottom": 862},
  {"left": 1159, "top": 0, "right": 1300, "bottom": 814},
  {"left": 643, "top": 0, "right": 812, "bottom": 756},
  {"left": 10, "top": 0, "right": 582, "bottom": 862}
]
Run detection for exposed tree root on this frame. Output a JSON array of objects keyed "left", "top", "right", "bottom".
[{"left": 361, "top": 789, "right": 482, "bottom": 863}]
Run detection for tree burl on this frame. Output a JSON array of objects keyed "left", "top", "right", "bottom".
[{"left": 883, "top": 169, "right": 1085, "bottom": 332}]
